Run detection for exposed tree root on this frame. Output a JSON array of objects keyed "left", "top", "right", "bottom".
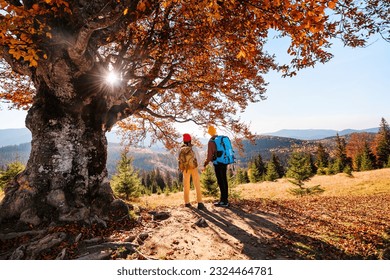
[
  {"left": 10, "top": 232, "right": 67, "bottom": 260},
  {"left": 0, "top": 229, "right": 47, "bottom": 241},
  {"left": 76, "top": 241, "right": 138, "bottom": 260}
]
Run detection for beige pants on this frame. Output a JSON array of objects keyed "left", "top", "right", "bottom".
[{"left": 183, "top": 168, "right": 203, "bottom": 204}]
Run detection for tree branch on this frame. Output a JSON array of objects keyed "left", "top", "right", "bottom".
[
  {"left": 67, "top": 13, "right": 123, "bottom": 74},
  {"left": 143, "top": 107, "right": 207, "bottom": 125}
]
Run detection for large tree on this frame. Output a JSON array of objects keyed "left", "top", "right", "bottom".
[{"left": 0, "top": 0, "right": 389, "bottom": 226}]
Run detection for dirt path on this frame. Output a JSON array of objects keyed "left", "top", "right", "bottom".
[
  {"left": 1, "top": 193, "right": 388, "bottom": 259},
  {"left": 135, "top": 202, "right": 285, "bottom": 260}
]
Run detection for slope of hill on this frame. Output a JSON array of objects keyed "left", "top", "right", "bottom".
[
  {"left": 239, "top": 135, "right": 307, "bottom": 165},
  {"left": 0, "top": 127, "right": 379, "bottom": 173},
  {"left": 0, "top": 135, "right": 305, "bottom": 172},
  {"left": 0, "top": 142, "right": 177, "bottom": 176}
]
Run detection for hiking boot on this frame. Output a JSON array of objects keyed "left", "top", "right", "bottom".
[
  {"left": 185, "top": 203, "right": 191, "bottom": 207},
  {"left": 214, "top": 201, "right": 229, "bottom": 207},
  {"left": 219, "top": 201, "right": 229, "bottom": 207},
  {"left": 197, "top": 203, "right": 206, "bottom": 210}
]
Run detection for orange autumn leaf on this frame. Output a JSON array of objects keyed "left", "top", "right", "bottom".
[{"left": 328, "top": 1, "right": 337, "bottom": 9}]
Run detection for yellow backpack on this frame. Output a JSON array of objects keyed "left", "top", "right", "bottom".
[{"left": 178, "top": 145, "right": 198, "bottom": 171}]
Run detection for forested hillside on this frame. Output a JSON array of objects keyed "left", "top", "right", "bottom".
[
  {"left": 0, "top": 142, "right": 178, "bottom": 176},
  {"left": 0, "top": 133, "right": 377, "bottom": 174}
]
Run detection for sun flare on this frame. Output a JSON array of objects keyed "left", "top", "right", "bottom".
[{"left": 105, "top": 71, "right": 119, "bottom": 85}]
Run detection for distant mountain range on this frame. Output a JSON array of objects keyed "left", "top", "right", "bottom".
[
  {"left": 264, "top": 128, "right": 379, "bottom": 140},
  {"left": 0, "top": 127, "right": 380, "bottom": 148},
  {"left": 0, "top": 127, "right": 380, "bottom": 175},
  {"left": 0, "top": 141, "right": 178, "bottom": 176},
  {"left": 0, "top": 128, "right": 124, "bottom": 147}
]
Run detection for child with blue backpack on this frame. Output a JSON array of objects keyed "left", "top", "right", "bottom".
[{"left": 204, "top": 125, "right": 235, "bottom": 207}]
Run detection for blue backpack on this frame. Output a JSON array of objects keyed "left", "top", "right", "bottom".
[{"left": 211, "top": 135, "right": 235, "bottom": 165}]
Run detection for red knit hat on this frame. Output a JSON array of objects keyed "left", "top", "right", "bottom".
[{"left": 183, "top": 133, "right": 191, "bottom": 142}]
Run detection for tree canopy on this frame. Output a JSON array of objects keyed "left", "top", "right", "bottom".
[{"left": 1, "top": 0, "right": 389, "bottom": 148}]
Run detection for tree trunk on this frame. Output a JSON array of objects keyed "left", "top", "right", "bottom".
[{"left": 0, "top": 76, "right": 129, "bottom": 226}]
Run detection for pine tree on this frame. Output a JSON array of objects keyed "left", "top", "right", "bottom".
[
  {"left": 200, "top": 165, "right": 218, "bottom": 197},
  {"left": 236, "top": 168, "right": 249, "bottom": 184},
  {"left": 359, "top": 142, "right": 376, "bottom": 171},
  {"left": 248, "top": 153, "right": 266, "bottom": 183},
  {"left": 111, "top": 151, "right": 143, "bottom": 200},
  {"left": 286, "top": 152, "right": 323, "bottom": 196},
  {"left": 375, "top": 118, "right": 390, "bottom": 168},
  {"left": 243, "top": 169, "right": 250, "bottom": 184},
  {"left": 286, "top": 152, "right": 314, "bottom": 187},
  {"left": 271, "top": 153, "right": 284, "bottom": 179},
  {"left": 353, "top": 153, "right": 363, "bottom": 172},
  {"left": 315, "top": 143, "right": 329, "bottom": 174},
  {"left": 248, "top": 162, "right": 257, "bottom": 183},
  {"left": 155, "top": 168, "right": 166, "bottom": 191},
  {"left": 165, "top": 171, "right": 173, "bottom": 191},
  {"left": 332, "top": 133, "right": 351, "bottom": 173},
  {"left": 265, "top": 161, "right": 278, "bottom": 182},
  {"left": 265, "top": 153, "right": 283, "bottom": 182}
]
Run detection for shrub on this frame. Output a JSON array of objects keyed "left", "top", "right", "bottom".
[{"left": 0, "top": 161, "right": 25, "bottom": 191}]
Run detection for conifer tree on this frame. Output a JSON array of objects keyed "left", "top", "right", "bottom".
[
  {"left": 236, "top": 168, "right": 249, "bottom": 184},
  {"left": 375, "top": 118, "right": 390, "bottom": 168},
  {"left": 165, "top": 171, "right": 173, "bottom": 191},
  {"left": 200, "top": 165, "right": 218, "bottom": 197},
  {"left": 248, "top": 162, "right": 258, "bottom": 183},
  {"left": 332, "top": 133, "right": 351, "bottom": 173},
  {"left": 243, "top": 170, "right": 250, "bottom": 184},
  {"left": 286, "top": 151, "right": 323, "bottom": 196},
  {"left": 359, "top": 142, "right": 376, "bottom": 171},
  {"left": 265, "top": 153, "right": 283, "bottom": 181},
  {"left": 353, "top": 154, "right": 363, "bottom": 172},
  {"left": 273, "top": 153, "right": 284, "bottom": 178},
  {"left": 111, "top": 152, "right": 143, "bottom": 200},
  {"left": 249, "top": 153, "right": 266, "bottom": 183},
  {"left": 315, "top": 143, "right": 329, "bottom": 174},
  {"left": 286, "top": 152, "right": 314, "bottom": 187},
  {"left": 265, "top": 161, "right": 279, "bottom": 182},
  {"left": 154, "top": 168, "right": 166, "bottom": 191}
]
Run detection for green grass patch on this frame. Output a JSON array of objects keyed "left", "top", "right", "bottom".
[{"left": 293, "top": 242, "right": 316, "bottom": 259}]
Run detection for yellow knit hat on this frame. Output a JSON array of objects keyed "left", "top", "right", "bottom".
[{"left": 207, "top": 125, "right": 217, "bottom": 136}]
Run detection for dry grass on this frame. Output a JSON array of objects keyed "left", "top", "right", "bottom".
[
  {"left": 1, "top": 168, "right": 389, "bottom": 209},
  {"left": 239, "top": 168, "right": 390, "bottom": 199},
  {"left": 130, "top": 191, "right": 214, "bottom": 209},
  {"left": 133, "top": 168, "right": 390, "bottom": 209}
]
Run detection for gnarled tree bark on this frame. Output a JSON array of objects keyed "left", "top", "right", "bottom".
[{"left": 0, "top": 62, "right": 129, "bottom": 226}]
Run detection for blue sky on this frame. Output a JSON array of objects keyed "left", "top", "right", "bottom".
[
  {"left": 1, "top": 36, "right": 389, "bottom": 136},
  {"left": 244, "top": 36, "right": 390, "bottom": 134}
]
